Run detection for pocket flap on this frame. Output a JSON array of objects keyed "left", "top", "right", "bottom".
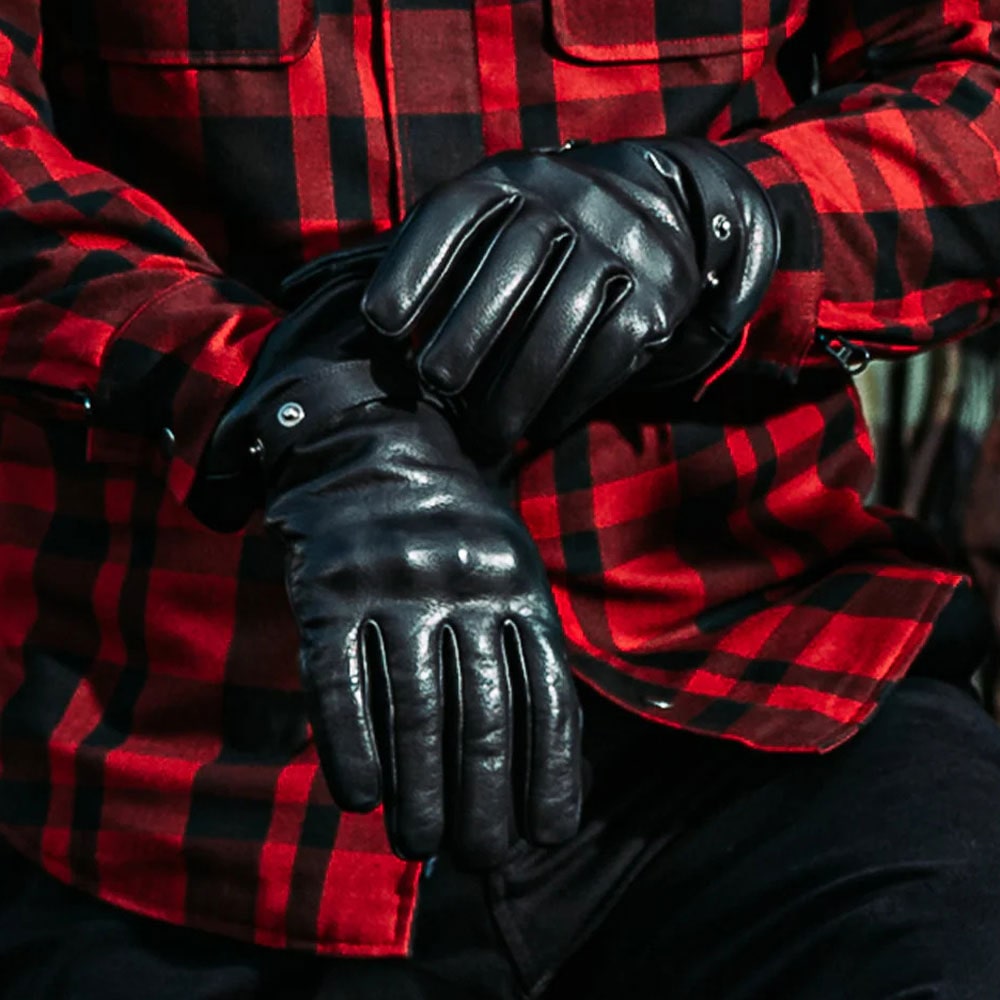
[
  {"left": 548, "top": 0, "right": 794, "bottom": 63},
  {"left": 48, "top": 0, "right": 317, "bottom": 67}
]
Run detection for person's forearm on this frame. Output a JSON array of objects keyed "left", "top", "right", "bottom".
[
  {"left": 0, "top": 1, "right": 279, "bottom": 501},
  {"left": 720, "top": 0, "right": 1000, "bottom": 378}
]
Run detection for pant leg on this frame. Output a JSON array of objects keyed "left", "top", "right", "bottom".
[
  {"left": 543, "top": 677, "right": 1000, "bottom": 1000},
  {"left": 0, "top": 850, "right": 271, "bottom": 1000},
  {"left": 0, "top": 837, "right": 518, "bottom": 1000}
]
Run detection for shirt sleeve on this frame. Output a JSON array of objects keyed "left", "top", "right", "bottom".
[
  {"left": 0, "top": 2, "right": 280, "bottom": 502},
  {"left": 720, "top": 0, "right": 1000, "bottom": 378}
]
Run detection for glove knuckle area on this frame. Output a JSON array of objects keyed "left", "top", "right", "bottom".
[
  {"left": 320, "top": 517, "right": 461, "bottom": 587},
  {"left": 604, "top": 286, "right": 677, "bottom": 354},
  {"left": 369, "top": 525, "right": 515, "bottom": 598},
  {"left": 394, "top": 531, "right": 475, "bottom": 582}
]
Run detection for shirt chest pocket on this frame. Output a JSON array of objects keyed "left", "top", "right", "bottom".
[
  {"left": 547, "top": 0, "right": 803, "bottom": 63},
  {"left": 45, "top": 0, "right": 317, "bottom": 67}
]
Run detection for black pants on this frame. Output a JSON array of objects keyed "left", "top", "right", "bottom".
[{"left": 3, "top": 622, "right": 1000, "bottom": 998}]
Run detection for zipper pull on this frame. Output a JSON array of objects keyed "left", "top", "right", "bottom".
[{"left": 817, "top": 332, "right": 871, "bottom": 375}]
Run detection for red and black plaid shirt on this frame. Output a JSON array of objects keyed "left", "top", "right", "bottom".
[{"left": 0, "top": 0, "right": 998, "bottom": 957}]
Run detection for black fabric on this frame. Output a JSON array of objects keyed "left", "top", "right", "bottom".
[
  {"left": 0, "top": 839, "right": 512, "bottom": 1000},
  {"left": 3, "top": 612, "right": 1000, "bottom": 999},
  {"left": 531, "top": 676, "right": 1000, "bottom": 999},
  {"left": 907, "top": 580, "right": 996, "bottom": 686}
]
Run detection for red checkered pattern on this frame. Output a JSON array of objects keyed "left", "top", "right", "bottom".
[{"left": 0, "top": 0, "right": 997, "bottom": 957}]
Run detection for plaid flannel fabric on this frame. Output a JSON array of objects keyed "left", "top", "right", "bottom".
[{"left": 0, "top": 0, "right": 998, "bottom": 956}]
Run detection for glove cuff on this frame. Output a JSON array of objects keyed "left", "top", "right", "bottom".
[
  {"left": 187, "top": 253, "right": 415, "bottom": 532},
  {"left": 630, "top": 137, "right": 781, "bottom": 390},
  {"left": 648, "top": 138, "right": 780, "bottom": 333}
]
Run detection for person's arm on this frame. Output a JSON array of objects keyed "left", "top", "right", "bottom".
[
  {"left": 725, "top": 0, "right": 1000, "bottom": 377},
  {"left": 0, "top": 1, "right": 279, "bottom": 499},
  {"left": 357, "top": 1, "right": 1000, "bottom": 457}
]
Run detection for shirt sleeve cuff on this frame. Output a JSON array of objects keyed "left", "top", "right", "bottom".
[
  {"left": 88, "top": 273, "right": 281, "bottom": 505},
  {"left": 719, "top": 137, "right": 826, "bottom": 379}
]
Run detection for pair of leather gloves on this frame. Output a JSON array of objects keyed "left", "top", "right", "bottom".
[{"left": 187, "top": 137, "right": 780, "bottom": 868}]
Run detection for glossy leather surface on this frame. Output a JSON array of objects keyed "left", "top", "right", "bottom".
[
  {"left": 192, "top": 274, "right": 583, "bottom": 867},
  {"left": 363, "top": 138, "right": 779, "bottom": 456}
]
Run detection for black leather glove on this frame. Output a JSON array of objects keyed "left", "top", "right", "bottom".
[
  {"left": 361, "top": 137, "right": 780, "bottom": 457},
  {"left": 188, "top": 255, "right": 583, "bottom": 867}
]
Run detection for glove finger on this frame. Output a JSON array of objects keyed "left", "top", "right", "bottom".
[
  {"left": 443, "top": 617, "right": 514, "bottom": 869},
  {"left": 299, "top": 618, "right": 381, "bottom": 813},
  {"left": 467, "top": 251, "right": 631, "bottom": 456},
  {"left": 505, "top": 618, "right": 583, "bottom": 846},
  {"left": 529, "top": 289, "right": 668, "bottom": 443},
  {"left": 362, "top": 180, "right": 522, "bottom": 339},
  {"left": 416, "top": 206, "right": 574, "bottom": 396},
  {"left": 367, "top": 615, "right": 446, "bottom": 860}
]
